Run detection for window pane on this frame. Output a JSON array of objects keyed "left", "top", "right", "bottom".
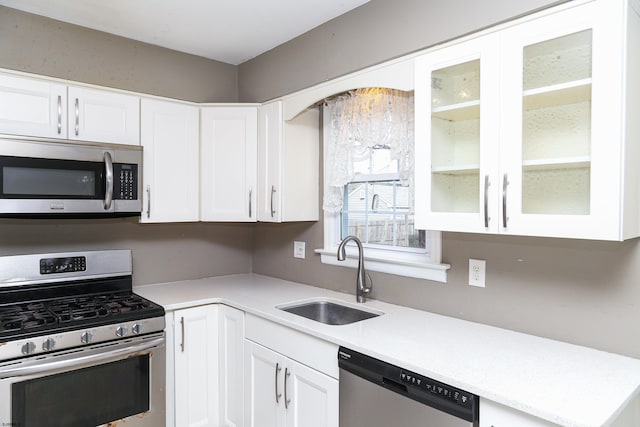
[{"left": 342, "top": 179, "right": 424, "bottom": 249}]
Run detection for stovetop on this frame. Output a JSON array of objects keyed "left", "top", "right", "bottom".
[{"left": 0, "top": 291, "right": 164, "bottom": 342}]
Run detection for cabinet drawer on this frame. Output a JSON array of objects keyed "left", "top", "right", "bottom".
[{"left": 245, "top": 313, "right": 338, "bottom": 378}]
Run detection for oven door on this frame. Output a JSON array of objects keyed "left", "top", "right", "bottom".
[{"left": 0, "top": 333, "right": 165, "bottom": 427}]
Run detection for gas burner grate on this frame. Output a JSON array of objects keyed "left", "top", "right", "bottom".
[
  {"left": 0, "top": 305, "right": 58, "bottom": 333},
  {"left": 0, "top": 293, "right": 160, "bottom": 337}
]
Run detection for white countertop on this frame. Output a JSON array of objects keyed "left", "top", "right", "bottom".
[{"left": 136, "top": 273, "right": 640, "bottom": 427}]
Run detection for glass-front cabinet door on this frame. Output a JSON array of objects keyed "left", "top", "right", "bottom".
[
  {"left": 415, "top": 0, "right": 635, "bottom": 240},
  {"left": 499, "top": 1, "right": 624, "bottom": 239},
  {"left": 414, "top": 34, "right": 500, "bottom": 233}
]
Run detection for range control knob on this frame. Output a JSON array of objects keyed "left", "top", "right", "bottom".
[
  {"left": 81, "top": 331, "right": 93, "bottom": 344},
  {"left": 42, "top": 338, "right": 56, "bottom": 352},
  {"left": 115, "top": 326, "right": 128, "bottom": 337},
  {"left": 21, "top": 341, "right": 36, "bottom": 355},
  {"left": 132, "top": 323, "right": 142, "bottom": 335}
]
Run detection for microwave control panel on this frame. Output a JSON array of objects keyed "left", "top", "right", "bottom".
[{"left": 114, "top": 164, "right": 138, "bottom": 200}]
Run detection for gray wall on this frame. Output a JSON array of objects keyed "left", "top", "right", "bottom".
[
  {"left": 0, "top": 7, "right": 252, "bottom": 284},
  {"left": 0, "top": 6, "right": 237, "bottom": 102},
  {"left": 238, "top": 0, "right": 566, "bottom": 102},
  {"left": 0, "top": 219, "right": 253, "bottom": 286},
  {"left": 248, "top": 0, "right": 640, "bottom": 360}
]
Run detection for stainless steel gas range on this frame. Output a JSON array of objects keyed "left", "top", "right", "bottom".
[{"left": 0, "top": 250, "right": 166, "bottom": 427}]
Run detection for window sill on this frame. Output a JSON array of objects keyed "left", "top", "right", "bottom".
[{"left": 315, "top": 248, "right": 450, "bottom": 283}]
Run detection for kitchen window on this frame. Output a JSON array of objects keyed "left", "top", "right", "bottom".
[{"left": 317, "top": 88, "right": 449, "bottom": 282}]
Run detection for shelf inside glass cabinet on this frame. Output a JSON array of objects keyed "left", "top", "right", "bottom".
[{"left": 523, "top": 78, "right": 592, "bottom": 111}]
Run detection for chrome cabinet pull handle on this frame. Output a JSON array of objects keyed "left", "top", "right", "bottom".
[
  {"left": 270, "top": 185, "right": 276, "bottom": 218},
  {"left": 146, "top": 185, "right": 151, "bottom": 219},
  {"left": 484, "top": 175, "right": 490, "bottom": 228},
  {"left": 57, "top": 95, "right": 62, "bottom": 134},
  {"left": 284, "top": 367, "right": 291, "bottom": 409},
  {"left": 103, "top": 152, "right": 114, "bottom": 210},
  {"left": 502, "top": 173, "right": 509, "bottom": 228},
  {"left": 180, "top": 316, "right": 185, "bottom": 352},
  {"left": 74, "top": 98, "right": 79, "bottom": 136},
  {"left": 275, "top": 363, "right": 282, "bottom": 403},
  {"left": 249, "top": 188, "right": 253, "bottom": 218}
]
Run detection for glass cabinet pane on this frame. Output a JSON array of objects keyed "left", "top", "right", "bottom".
[
  {"left": 430, "top": 59, "right": 481, "bottom": 213},
  {"left": 521, "top": 30, "right": 592, "bottom": 215}
]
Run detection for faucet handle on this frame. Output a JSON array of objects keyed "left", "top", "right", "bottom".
[{"left": 364, "top": 273, "right": 373, "bottom": 293}]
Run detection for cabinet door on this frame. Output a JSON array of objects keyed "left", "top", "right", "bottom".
[
  {"left": 219, "top": 305, "right": 245, "bottom": 427},
  {"left": 284, "top": 357, "right": 338, "bottom": 427},
  {"left": 414, "top": 33, "right": 500, "bottom": 233},
  {"left": 140, "top": 98, "right": 199, "bottom": 222},
  {"left": 0, "top": 73, "right": 67, "bottom": 138},
  {"left": 68, "top": 86, "right": 139, "bottom": 145},
  {"left": 257, "top": 101, "right": 284, "bottom": 222},
  {"left": 201, "top": 106, "right": 257, "bottom": 222},
  {"left": 499, "top": 2, "right": 621, "bottom": 239},
  {"left": 174, "top": 305, "right": 220, "bottom": 427},
  {"left": 245, "top": 340, "right": 284, "bottom": 427}
]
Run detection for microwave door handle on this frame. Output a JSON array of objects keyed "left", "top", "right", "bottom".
[
  {"left": 103, "top": 152, "right": 114, "bottom": 210},
  {"left": 0, "top": 336, "right": 164, "bottom": 378}
]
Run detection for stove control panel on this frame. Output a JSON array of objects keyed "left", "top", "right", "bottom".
[
  {"left": 40, "top": 256, "right": 87, "bottom": 275},
  {"left": 0, "top": 317, "right": 165, "bottom": 361}
]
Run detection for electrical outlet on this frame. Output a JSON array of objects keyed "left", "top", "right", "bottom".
[
  {"left": 469, "top": 259, "right": 486, "bottom": 287},
  {"left": 293, "top": 241, "right": 306, "bottom": 259}
]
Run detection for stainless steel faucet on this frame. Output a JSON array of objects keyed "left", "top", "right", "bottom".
[{"left": 337, "top": 235, "right": 372, "bottom": 303}]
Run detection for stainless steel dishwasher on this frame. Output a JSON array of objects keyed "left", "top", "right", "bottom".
[{"left": 338, "top": 347, "right": 479, "bottom": 427}]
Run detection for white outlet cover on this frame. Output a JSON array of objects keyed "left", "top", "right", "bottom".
[
  {"left": 468, "top": 259, "right": 486, "bottom": 287},
  {"left": 294, "top": 241, "right": 306, "bottom": 259}
]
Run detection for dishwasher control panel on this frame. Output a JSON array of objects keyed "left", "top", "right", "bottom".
[{"left": 400, "top": 369, "right": 473, "bottom": 408}]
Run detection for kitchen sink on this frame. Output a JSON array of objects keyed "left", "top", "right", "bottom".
[{"left": 277, "top": 299, "right": 382, "bottom": 325}]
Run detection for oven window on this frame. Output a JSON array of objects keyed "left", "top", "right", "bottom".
[
  {"left": 11, "top": 354, "right": 150, "bottom": 427},
  {"left": 3, "top": 166, "right": 96, "bottom": 197}
]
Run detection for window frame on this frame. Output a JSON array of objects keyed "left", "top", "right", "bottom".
[{"left": 316, "top": 103, "right": 450, "bottom": 282}]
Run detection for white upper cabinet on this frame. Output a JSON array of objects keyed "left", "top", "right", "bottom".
[
  {"left": 415, "top": 0, "right": 640, "bottom": 240},
  {"left": 140, "top": 98, "right": 199, "bottom": 223},
  {"left": 68, "top": 86, "right": 140, "bottom": 145},
  {"left": 257, "top": 101, "right": 319, "bottom": 223},
  {"left": 414, "top": 33, "right": 499, "bottom": 234},
  {"left": 201, "top": 106, "right": 258, "bottom": 222},
  {"left": 0, "top": 73, "right": 67, "bottom": 139}
]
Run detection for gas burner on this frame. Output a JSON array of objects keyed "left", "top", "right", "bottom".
[{"left": 0, "top": 308, "right": 57, "bottom": 334}]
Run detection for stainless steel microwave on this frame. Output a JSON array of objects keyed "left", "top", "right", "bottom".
[{"left": 0, "top": 136, "right": 142, "bottom": 218}]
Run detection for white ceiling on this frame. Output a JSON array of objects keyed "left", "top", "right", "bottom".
[{"left": 0, "top": 0, "right": 370, "bottom": 65}]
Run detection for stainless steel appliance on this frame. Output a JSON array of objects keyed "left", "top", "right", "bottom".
[
  {"left": 0, "top": 135, "right": 142, "bottom": 217},
  {"left": 338, "top": 347, "right": 479, "bottom": 427},
  {"left": 0, "top": 250, "right": 166, "bottom": 427}
]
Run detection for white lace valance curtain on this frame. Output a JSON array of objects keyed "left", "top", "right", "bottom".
[{"left": 323, "top": 88, "right": 415, "bottom": 213}]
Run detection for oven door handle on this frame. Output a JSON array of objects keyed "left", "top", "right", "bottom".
[{"left": 0, "top": 335, "right": 164, "bottom": 379}]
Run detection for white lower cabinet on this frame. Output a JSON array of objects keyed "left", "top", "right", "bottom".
[
  {"left": 173, "top": 305, "right": 220, "bottom": 427},
  {"left": 244, "top": 340, "right": 338, "bottom": 427},
  {"left": 169, "top": 304, "right": 245, "bottom": 427},
  {"left": 219, "top": 305, "right": 246, "bottom": 427},
  {"left": 244, "top": 314, "right": 338, "bottom": 427}
]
